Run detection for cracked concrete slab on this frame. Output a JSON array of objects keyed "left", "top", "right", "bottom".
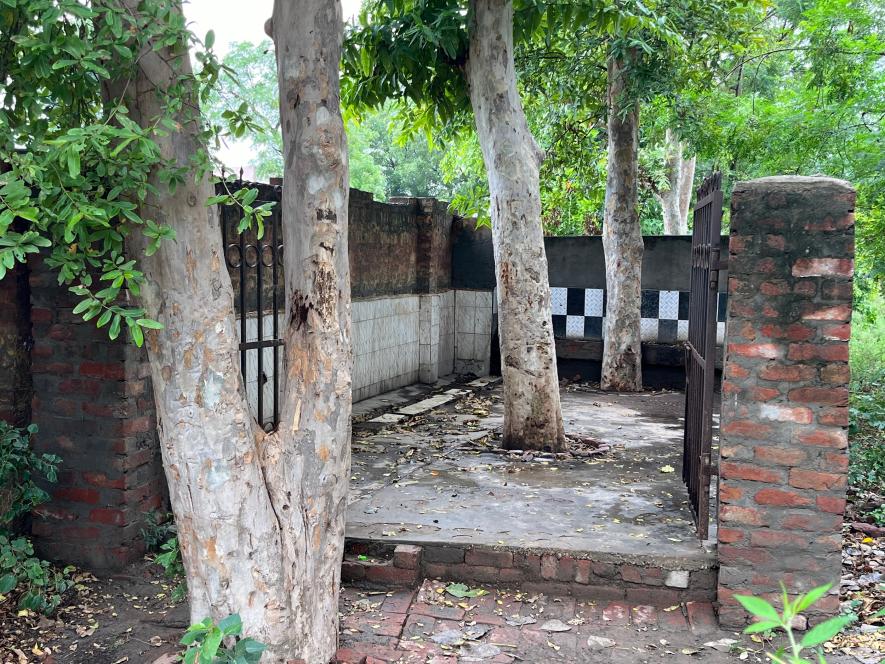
[{"left": 346, "top": 382, "right": 719, "bottom": 568}]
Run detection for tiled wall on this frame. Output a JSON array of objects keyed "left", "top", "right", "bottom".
[
  {"left": 438, "top": 290, "right": 455, "bottom": 376},
  {"left": 454, "top": 290, "right": 494, "bottom": 375},
  {"left": 353, "top": 296, "right": 420, "bottom": 403},
  {"left": 551, "top": 287, "right": 727, "bottom": 345}
]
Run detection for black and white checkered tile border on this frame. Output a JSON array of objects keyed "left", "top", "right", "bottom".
[{"left": 551, "top": 287, "right": 727, "bottom": 344}]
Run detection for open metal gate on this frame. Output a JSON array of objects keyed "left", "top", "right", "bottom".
[{"left": 683, "top": 172, "right": 724, "bottom": 540}]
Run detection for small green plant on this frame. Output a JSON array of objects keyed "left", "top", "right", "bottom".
[
  {"left": 141, "top": 510, "right": 177, "bottom": 552},
  {"left": 0, "top": 534, "right": 74, "bottom": 614},
  {"left": 155, "top": 535, "right": 187, "bottom": 603},
  {"left": 735, "top": 583, "right": 856, "bottom": 664},
  {"left": 180, "top": 614, "right": 266, "bottom": 664},
  {"left": 0, "top": 422, "right": 61, "bottom": 528}
]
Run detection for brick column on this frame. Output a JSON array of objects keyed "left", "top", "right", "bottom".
[
  {"left": 717, "top": 176, "right": 854, "bottom": 627},
  {"left": 28, "top": 257, "right": 165, "bottom": 571}
]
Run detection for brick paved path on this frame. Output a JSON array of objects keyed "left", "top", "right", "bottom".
[{"left": 336, "top": 580, "right": 752, "bottom": 663}]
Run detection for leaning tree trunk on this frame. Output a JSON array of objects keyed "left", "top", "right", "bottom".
[
  {"left": 601, "top": 54, "right": 643, "bottom": 392},
  {"left": 656, "top": 128, "right": 695, "bottom": 235},
  {"left": 265, "top": 0, "right": 352, "bottom": 661},
  {"left": 118, "top": 1, "right": 350, "bottom": 661},
  {"left": 465, "top": 0, "right": 565, "bottom": 451}
]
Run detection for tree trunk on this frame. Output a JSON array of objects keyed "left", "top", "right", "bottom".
[
  {"left": 601, "top": 54, "right": 643, "bottom": 392},
  {"left": 656, "top": 128, "right": 695, "bottom": 235},
  {"left": 266, "top": 0, "right": 352, "bottom": 660},
  {"left": 465, "top": 0, "right": 565, "bottom": 451},
  {"left": 118, "top": 2, "right": 350, "bottom": 661}
]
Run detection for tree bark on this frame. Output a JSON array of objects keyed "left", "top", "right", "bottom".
[
  {"left": 601, "top": 54, "right": 643, "bottom": 392},
  {"left": 267, "top": 1, "right": 352, "bottom": 661},
  {"left": 465, "top": 0, "right": 565, "bottom": 451},
  {"left": 656, "top": 128, "right": 695, "bottom": 235},
  {"left": 117, "top": 2, "right": 350, "bottom": 661}
]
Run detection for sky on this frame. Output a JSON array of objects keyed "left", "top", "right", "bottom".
[{"left": 184, "top": 0, "right": 363, "bottom": 175}]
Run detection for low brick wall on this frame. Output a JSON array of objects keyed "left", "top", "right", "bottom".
[
  {"left": 716, "top": 176, "right": 854, "bottom": 627},
  {"left": 343, "top": 541, "right": 716, "bottom": 606}
]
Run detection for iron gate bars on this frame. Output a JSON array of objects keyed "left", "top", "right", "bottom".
[
  {"left": 219, "top": 182, "right": 284, "bottom": 432},
  {"left": 683, "top": 172, "right": 724, "bottom": 540}
]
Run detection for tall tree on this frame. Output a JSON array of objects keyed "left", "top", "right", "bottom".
[
  {"left": 600, "top": 51, "right": 644, "bottom": 391},
  {"left": 344, "top": 0, "right": 571, "bottom": 450},
  {"left": 466, "top": 0, "right": 565, "bottom": 448},
  {"left": 0, "top": 1, "right": 350, "bottom": 660},
  {"left": 655, "top": 128, "right": 695, "bottom": 234}
]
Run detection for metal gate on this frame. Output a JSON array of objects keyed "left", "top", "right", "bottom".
[
  {"left": 683, "top": 172, "right": 724, "bottom": 540},
  {"left": 219, "top": 182, "right": 285, "bottom": 432}
]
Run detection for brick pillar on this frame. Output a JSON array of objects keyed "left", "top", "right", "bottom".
[
  {"left": 28, "top": 257, "right": 165, "bottom": 571},
  {"left": 717, "top": 176, "right": 854, "bottom": 627}
]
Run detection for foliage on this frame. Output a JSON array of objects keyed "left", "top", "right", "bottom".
[
  {"left": 154, "top": 535, "right": 187, "bottom": 603},
  {"left": 0, "top": 534, "right": 74, "bottom": 615},
  {"left": 142, "top": 511, "right": 186, "bottom": 602},
  {"left": 735, "top": 583, "right": 856, "bottom": 663},
  {"left": 0, "top": 1, "right": 265, "bottom": 344},
  {"left": 204, "top": 41, "right": 446, "bottom": 201},
  {"left": 179, "top": 614, "right": 266, "bottom": 664},
  {"left": 0, "top": 422, "right": 60, "bottom": 528},
  {"left": 141, "top": 510, "right": 176, "bottom": 549},
  {"left": 848, "top": 292, "right": 885, "bottom": 493}
]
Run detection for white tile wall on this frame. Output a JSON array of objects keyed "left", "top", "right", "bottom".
[
  {"left": 454, "top": 289, "right": 493, "bottom": 376},
  {"left": 352, "top": 295, "right": 420, "bottom": 402},
  {"left": 438, "top": 290, "right": 455, "bottom": 376}
]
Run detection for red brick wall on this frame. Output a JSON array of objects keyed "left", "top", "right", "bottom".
[
  {"left": 0, "top": 262, "right": 32, "bottom": 426},
  {"left": 717, "top": 176, "right": 854, "bottom": 627},
  {"left": 28, "top": 257, "right": 165, "bottom": 571}
]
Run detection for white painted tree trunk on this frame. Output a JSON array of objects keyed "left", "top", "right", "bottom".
[
  {"left": 656, "top": 128, "right": 695, "bottom": 235},
  {"left": 601, "top": 54, "right": 643, "bottom": 392},
  {"left": 465, "top": 0, "right": 565, "bottom": 451},
  {"left": 118, "top": 2, "right": 350, "bottom": 661}
]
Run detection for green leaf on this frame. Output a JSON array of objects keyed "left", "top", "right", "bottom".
[
  {"left": 743, "top": 620, "right": 780, "bottom": 634},
  {"left": 733, "top": 594, "right": 780, "bottom": 622},
  {"left": 130, "top": 324, "right": 143, "bottom": 347},
  {"left": 136, "top": 318, "right": 164, "bottom": 329},
  {"left": 200, "top": 628, "right": 223, "bottom": 663},
  {"left": 0, "top": 573, "right": 17, "bottom": 594},
  {"left": 67, "top": 149, "right": 81, "bottom": 178},
  {"left": 109, "top": 315, "right": 121, "bottom": 340},
  {"left": 205, "top": 30, "right": 215, "bottom": 49},
  {"left": 794, "top": 584, "right": 831, "bottom": 614},
  {"left": 444, "top": 583, "right": 487, "bottom": 598},
  {"left": 218, "top": 613, "right": 242, "bottom": 636},
  {"left": 800, "top": 614, "right": 855, "bottom": 648}
]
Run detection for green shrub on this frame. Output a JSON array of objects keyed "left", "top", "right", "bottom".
[
  {"left": 154, "top": 535, "right": 187, "bottom": 603},
  {"left": 180, "top": 614, "right": 266, "bottom": 664},
  {"left": 141, "top": 510, "right": 177, "bottom": 552},
  {"left": 736, "top": 583, "right": 856, "bottom": 664},
  {"left": 0, "top": 534, "right": 74, "bottom": 615},
  {"left": 0, "top": 422, "right": 61, "bottom": 528}
]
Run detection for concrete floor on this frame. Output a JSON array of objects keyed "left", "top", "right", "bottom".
[{"left": 346, "top": 379, "right": 718, "bottom": 569}]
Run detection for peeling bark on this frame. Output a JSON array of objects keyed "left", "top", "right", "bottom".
[
  {"left": 656, "top": 128, "right": 695, "bottom": 235},
  {"left": 267, "top": 1, "right": 352, "bottom": 661},
  {"left": 601, "top": 54, "right": 643, "bottom": 392},
  {"left": 116, "top": 1, "right": 350, "bottom": 661},
  {"left": 465, "top": 0, "right": 565, "bottom": 451}
]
